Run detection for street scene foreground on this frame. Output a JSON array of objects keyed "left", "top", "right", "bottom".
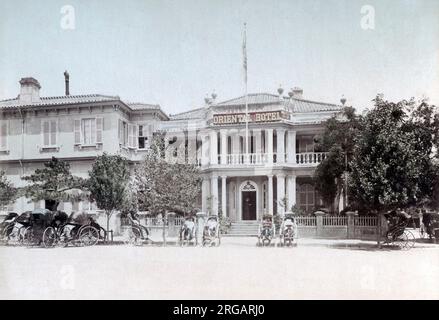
[{"left": 1, "top": 238, "right": 438, "bottom": 300}]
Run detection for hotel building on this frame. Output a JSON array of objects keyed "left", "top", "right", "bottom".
[{"left": 0, "top": 75, "right": 343, "bottom": 221}]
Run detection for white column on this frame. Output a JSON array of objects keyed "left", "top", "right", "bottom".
[
  {"left": 287, "top": 130, "right": 296, "bottom": 164},
  {"left": 267, "top": 175, "right": 274, "bottom": 215},
  {"left": 286, "top": 174, "right": 297, "bottom": 211},
  {"left": 211, "top": 175, "right": 219, "bottom": 215},
  {"left": 210, "top": 131, "right": 218, "bottom": 165},
  {"left": 221, "top": 176, "right": 227, "bottom": 217},
  {"left": 277, "top": 129, "right": 286, "bottom": 163},
  {"left": 201, "top": 178, "right": 209, "bottom": 213},
  {"left": 200, "top": 133, "right": 209, "bottom": 166},
  {"left": 266, "top": 129, "right": 273, "bottom": 164},
  {"left": 255, "top": 129, "right": 262, "bottom": 153},
  {"left": 220, "top": 130, "right": 227, "bottom": 165},
  {"left": 277, "top": 174, "right": 286, "bottom": 215}
]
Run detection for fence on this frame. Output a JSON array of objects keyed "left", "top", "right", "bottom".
[{"left": 293, "top": 213, "right": 379, "bottom": 240}]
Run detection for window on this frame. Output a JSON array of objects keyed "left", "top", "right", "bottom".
[
  {"left": 138, "top": 125, "right": 149, "bottom": 149},
  {"left": 298, "top": 184, "right": 315, "bottom": 213},
  {"left": 0, "top": 121, "right": 8, "bottom": 151},
  {"left": 42, "top": 120, "right": 57, "bottom": 146},
  {"left": 298, "top": 136, "right": 314, "bottom": 153},
  {"left": 118, "top": 120, "right": 138, "bottom": 149},
  {"left": 74, "top": 118, "right": 103, "bottom": 146}
]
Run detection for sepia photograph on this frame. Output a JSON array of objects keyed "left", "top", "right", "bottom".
[{"left": 0, "top": 0, "right": 438, "bottom": 302}]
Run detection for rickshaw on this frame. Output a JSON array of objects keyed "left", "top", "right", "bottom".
[
  {"left": 0, "top": 212, "right": 19, "bottom": 244},
  {"left": 19, "top": 209, "right": 54, "bottom": 246},
  {"left": 257, "top": 215, "right": 275, "bottom": 247},
  {"left": 202, "top": 215, "right": 220, "bottom": 247},
  {"left": 277, "top": 213, "right": 298, "bottom": 247},
  {"left": 420, "top": 211, "right": 439, "bottom": 240},
  {"left": 42, "top": 211, "right": 101, "bottom": 248},
  {"left": 121, "top": 212, "right": 151, "bottom": 246},
  {"left": 179, "top": 215, "right": 197, "bottom": 246},
  {"left": 383, "top": 210, "right": 415, "bottom": 250}
]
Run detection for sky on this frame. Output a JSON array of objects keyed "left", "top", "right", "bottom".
[{"left": 0, "top": 0, "right": 438, "bottom": 115}]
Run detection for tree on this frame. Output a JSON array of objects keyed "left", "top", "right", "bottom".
[
  {"left": 0, "top": 171, "right": 17, "bottom": 209},
  {"left": 135, "top": 135, "right": 201, "bottom": 216},
  {"left": 21, "top": 157, "right": 86, "bottom": 211},
  {"left": 87, "top": 153, "right": 131, "bottom": 232},
  {"left": 314, "top": 106, "right": 361, "bottom": 212},
  {"left": 349, "top": 97, "right": 439, "bottom": 213}
]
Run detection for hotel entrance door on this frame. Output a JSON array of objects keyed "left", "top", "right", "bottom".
[{"left": 242, "top": 191, "right": 256, "bottom": 220}]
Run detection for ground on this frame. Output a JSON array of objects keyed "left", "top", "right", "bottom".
[{"left": 0, "top": 237, "right": 438, "bottom": 300}]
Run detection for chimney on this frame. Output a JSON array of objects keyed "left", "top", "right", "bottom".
[
  {"left": 292, "top": 87, "right": 303, "bottom": 99},
  {"left": 19, "top": 77, "right": 41, "bottom": 103},
  {"left": 64, "top": 70, "right": 70, "bottom": 96}
]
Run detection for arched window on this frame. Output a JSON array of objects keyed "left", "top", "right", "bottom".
[{"left": 298, "top": 184, "right": 315, "bottom": 214}]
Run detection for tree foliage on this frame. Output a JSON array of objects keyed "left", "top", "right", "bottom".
[
  {"left": 21, "top": 157, "right": 86, "bottom": 211},
  {"left": 87, "top": 153, "right": 130, "bottom": 212},
  {"left": 135, "top": 135, "right": 201, "bottom": 216},
  {"left": 0, "top": 171, "right": 17, "bottom": 208},
  {"left": 349, "top": 97, "right": 439, "bottom": 212},
  {"left": 314, "top": 106, "right": 361, "bottom": 211}
]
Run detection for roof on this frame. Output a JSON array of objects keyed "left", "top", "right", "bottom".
[
  {"left": 216, "top": 92, "right": 343, "bottom": 113},
  {"left": 0, "top": 94, "right": 169, "bottom": 118},
  {"left": 169, "top": 107, "right": 207, "bottom": 120},
  {"left": 288, "top": 98, "right": 342, "bottom": 113},
  {"left": 216, "top": 93, "right": 281, "bottom": 107},
  {"left": 0, "top": 94, "right": 120, "bottom": 109},
  {"left": 126, "top": 102, "right": 162, "bottom": 111}
]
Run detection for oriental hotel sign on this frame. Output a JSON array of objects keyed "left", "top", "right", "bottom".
[{"left": 212, "top": 111, "right": 288, "bottom": 125}]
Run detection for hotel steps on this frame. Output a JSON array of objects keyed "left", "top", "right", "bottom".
[{"left": 222, "top": 221, "right": 260, "bottom": 237}]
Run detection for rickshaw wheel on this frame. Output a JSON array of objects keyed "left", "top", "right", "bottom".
[
  {"left": 42, "top": 227, "right": 57, "bottom": 248},
  {"left": 79, "top": 226, "right": 99, "bottom": 246},
  {"left": 393, "top": 230, "right": 409, "bottom": 250},
  {"left": 404, "top": 230, "right": 415, "bottom": 249},
  {"left": 123, "top": 226, "right": 142, "bottom": 246},
  {"left": 22, "top": 227, "right": 34, "bottom": 246}
]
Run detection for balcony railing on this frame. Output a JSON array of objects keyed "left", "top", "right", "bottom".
[
  {"left": 296, "top": 152, "right": 327, "bottom": 165},
  {"left": 210, "top": 152, "right": 328, "bottom": 166}
]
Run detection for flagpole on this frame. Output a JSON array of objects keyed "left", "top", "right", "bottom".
[{"left": 243, "top": 23, "right": 249, "bottom": 162}]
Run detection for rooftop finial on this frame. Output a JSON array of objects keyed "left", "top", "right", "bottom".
[
  {"left": 340, "top": 95, "right": 346, "bottom": 106},
  {"left": 277, "top": 85, "right": 284, "bottom": 96}
]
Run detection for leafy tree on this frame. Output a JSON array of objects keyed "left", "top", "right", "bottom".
[
  {"left": 314, "top": 106, "right": 361, "bottom": 212},
  {"left": 21, "top": 157, "right": 86, "bottom": 211},
  {"left": 135, "top": 135, "right": 201, "bottom": 216},
  {"left": 349, "top": 97, "right": 439, "bottom": 213},
  {"left": 87, "top": 153, "right": 131, "bottom": 232},
  {"left": 0, "top": 171, "right": 17, "bottom": 209}
]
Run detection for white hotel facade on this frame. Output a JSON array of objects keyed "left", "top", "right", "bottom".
[{"left": 0, "top": 76, "right": 343, "bottom": 221}]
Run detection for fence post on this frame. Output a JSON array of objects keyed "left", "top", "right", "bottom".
[
  {"left": 196, "top": 212, "right": 206, "bottom": 246},
  {"left": 346, "top": 211, "right": 357, "bottom": 239},
  {"left": 314, "top": 210, "right": 325, "bottom": 238},
  {"left": 162, "top": 213, "right": 167, "bottom": 247},
  {"left": 167, "top": 212, "right": 176, "bottom": 238}
]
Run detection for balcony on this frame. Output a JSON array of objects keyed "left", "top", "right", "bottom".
[{"left": 209, "top": 152, "right": 328, "bottom": 166}]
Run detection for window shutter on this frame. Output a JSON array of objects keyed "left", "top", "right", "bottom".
[
  {"left": 118, "top": 119, "right": 121, "bottom": 141},
  {"left": 43, "top": 121, "right": 50, "bottom": 146},
  {"left": 74, "top": 119, "right": 81, "bottom": 144},
  {"left": 0, "top": 122, "right": 7, "bottom": 150},
  {"left": 50, "top": 120, "right": 57, "bottom": 145},
  {"left": 124, "top": 123, "right": 129, "bottom": 146},
  {"left": 134, "top": 124, "right": 139, "bottom": 149},
  {"left": 96, "top": 118, "right": 103, "bottom": 144}
]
